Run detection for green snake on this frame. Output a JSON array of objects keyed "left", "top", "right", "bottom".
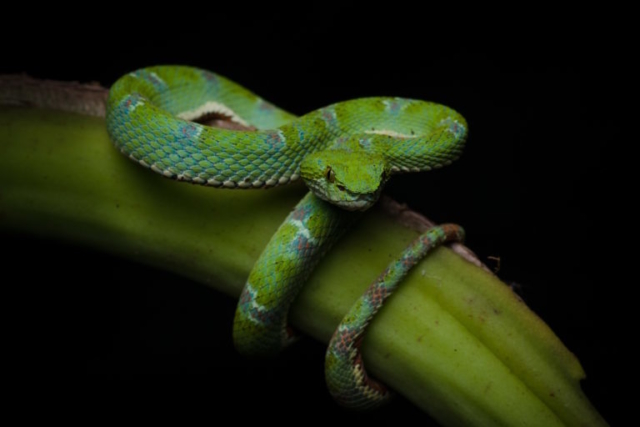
[{"left": 106, "top": 65, "right": 467, "bottom": 409}]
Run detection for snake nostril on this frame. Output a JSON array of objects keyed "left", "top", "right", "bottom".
[{"left": 337, "top": 185, "right": 346, "bottom": 191}]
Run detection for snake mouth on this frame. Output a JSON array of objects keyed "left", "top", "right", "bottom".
[
  {"left": 309, "top": 185, "right": 382, "bottom": 212},
  {"left": 334, "top": 199, "right": 374, "bottom": 211}
]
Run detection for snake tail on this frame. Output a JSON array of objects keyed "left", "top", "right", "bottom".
[{"left": 325, "top": 224, "right": 465, "bottom": 409}]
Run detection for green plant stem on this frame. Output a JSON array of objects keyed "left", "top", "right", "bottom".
[{"left": 0, "top": 87, "right": 608, "bottom": 426}]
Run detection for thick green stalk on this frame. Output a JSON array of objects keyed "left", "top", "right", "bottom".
[{"left": 0, "top": 96, "right": 607, "bottom": 426}]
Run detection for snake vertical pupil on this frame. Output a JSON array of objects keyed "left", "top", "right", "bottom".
[{"left": 326, "top": 167, "right": 335, "bottom": 183}]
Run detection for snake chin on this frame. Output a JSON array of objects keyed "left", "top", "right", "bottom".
[
  {"left": 305, "top": 182, "right": 383, "bottom": 212},
  {"left": 314, "top": 193, "right": 380, "bottom": 212},
  {"left": 333, "top": 196, "right": 380, "bottom": 212}
]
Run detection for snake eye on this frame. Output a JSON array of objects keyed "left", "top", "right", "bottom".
[{"left": 325, "top": 167, "right": 335, "bottom": 183}]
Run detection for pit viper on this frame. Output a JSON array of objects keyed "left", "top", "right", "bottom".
[{"left": 106, "top": 65, "right": 467, "bottom": 409}]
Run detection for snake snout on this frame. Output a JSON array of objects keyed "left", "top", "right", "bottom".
[{"left": 300, "top": 150, "right": 387, "bottom": 212}]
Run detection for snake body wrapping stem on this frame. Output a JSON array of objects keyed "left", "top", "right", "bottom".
[{"left": 106, "top": 65, "right": 467, "bottom": 409}]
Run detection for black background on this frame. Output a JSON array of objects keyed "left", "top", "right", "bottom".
[{"left": 2, "top": 6, "right": 623, "bottom": 425}]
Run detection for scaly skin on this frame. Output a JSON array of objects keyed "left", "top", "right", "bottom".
[
  {"left": 106, "top": 65, "right": 467, "bottom": 409},
  {"left": 326, "top": 224, "right": 465, "bottom": 409}
]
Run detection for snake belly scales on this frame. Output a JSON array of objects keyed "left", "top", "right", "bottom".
[{"left": 106, "top": 65, "right": 467, "bottom": 409}]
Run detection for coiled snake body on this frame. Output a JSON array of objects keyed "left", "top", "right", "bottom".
[{"left": 106, "top": 66, "right": 467, "bottom": 409}]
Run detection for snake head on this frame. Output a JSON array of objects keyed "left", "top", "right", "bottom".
[{"left": 300, "top": 150, "right": 389, "bottom": 211}]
